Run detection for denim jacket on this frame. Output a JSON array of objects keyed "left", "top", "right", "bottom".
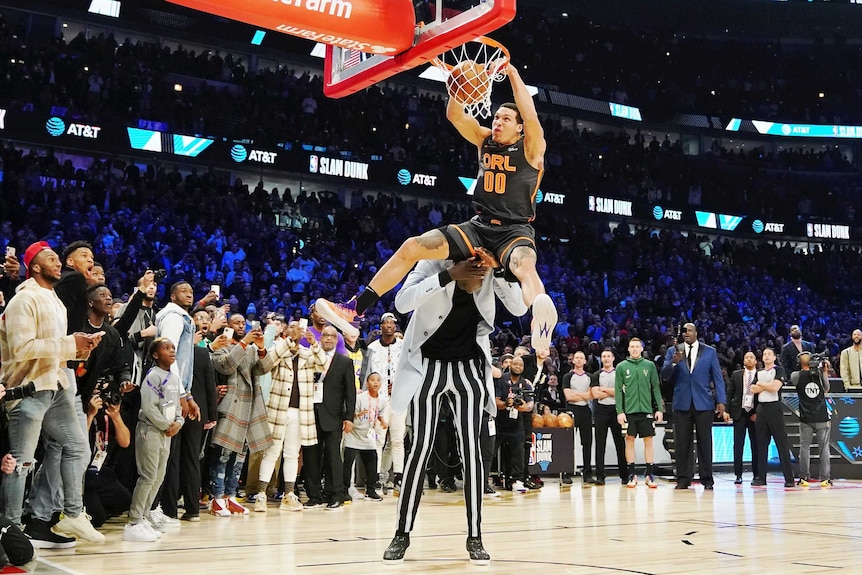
[{"left": 156, "top": 302, "right": 195, "bottom": 393}]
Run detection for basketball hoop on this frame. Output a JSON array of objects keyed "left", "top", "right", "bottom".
[{"left": 432, "top": 36, "right": 511, "bottom": 118}]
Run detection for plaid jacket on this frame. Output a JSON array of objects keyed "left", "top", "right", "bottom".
[
  {"left": 0, "top": 278, "right": 81, "bottom": 395},
  {"left": 211, "top": 342, "right": 274, "bottom": 454},
  {"left": 258, "top": 338, "right": 326, "bottom": 446}
]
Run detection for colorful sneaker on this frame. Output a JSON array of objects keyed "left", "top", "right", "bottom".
[
  {"left": 797, "top": 477, "right": 810, "bottom": 487},
  {"left": 645, "top": 474, "right": 657, "bottom": 488},
  {"left": 820, "top": 479, "right": 833, "bottom": 488},
  {"left": 626, "top": 474, "right": 637, "bottom": 488},
  {"left": 314, "top": 298, "right": 360, "bottom": 339},
  {"left": 530, "top": 294, "right": 557, "bottom": 353},
  {"left": 210, "top": 498, "right": 231, "bottom": 517},
  {"left": 227, "top": 497, "right": 250, "bottom": 515},
  {"left": 511, "top": 480, "right": 528, "bottom": 493},
  {"left": 254, "top": 492, "right": 268, "bottom": 513}
]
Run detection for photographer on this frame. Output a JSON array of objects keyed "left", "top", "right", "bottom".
[
  {"left": 792, "top": 352, "right": 832, "bottom": 487},
  {"left": 82, "top": 381, "right": 133, "bottom": 527},
  {"left": 495, "top": 356, "right": 534, "bottom": 493}
]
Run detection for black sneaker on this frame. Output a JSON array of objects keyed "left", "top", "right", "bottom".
[
  {"left": 751, "top": 479, "right": 767, "bottom": 487},
  {"left": 366, "top": 490, "right": 383, "bottom": 501},
  {"left": 582, "top": 475, "right": 596, "bottom": 484},
  {"left": 325, "top": 500, "right": 344, "bottom": 511},
  {"left": 303, "top": 498, "right": 326, "bottom": 509},
  {"left": 466, "top": 536, "right": 490, "bottom": 565},
  {"left": 594, "top": 477, "right": 606, "bottom": 485},
  {"left": 561, "top": 473, "right": 573, "bottom": 485},
  {"left": 383, "top": 534, "right": 410, "bottom": 563},
  {"left": 440, "top": 480, "right": 457, "bottom": 493},
  {"left": 25, "top": 518, "right": 76, "bottom": 549},
  {"left": 524, "top": 477, "right": 541, "bottom": 490},
  {"left": 734, "top": 476, "right": 743, "bottom": 485}
]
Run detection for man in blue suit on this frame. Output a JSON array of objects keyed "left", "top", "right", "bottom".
[{"left": 662, "top": 323, "right": 729, "bottom": 490}]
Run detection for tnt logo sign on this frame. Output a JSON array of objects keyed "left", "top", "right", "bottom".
[{"left": 529, "top": 432, "right": 553, "bottom": 471}]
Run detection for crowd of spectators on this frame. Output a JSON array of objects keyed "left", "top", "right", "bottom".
[
  {"left": 2, "top": 139, "right": 861, "bottom": 381},
  {"left": 2, "top": 10, "right": 862, "bottom": 225}
]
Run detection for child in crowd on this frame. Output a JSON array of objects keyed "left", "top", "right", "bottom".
[
  {"left": 343, "top": 372, "right": 388, "bottom": 501},
  {"left": 124, "top": 338, "right": 184, "bottom": 542}
]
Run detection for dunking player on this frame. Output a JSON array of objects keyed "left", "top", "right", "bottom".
[{"left": 316, "top": 60, "right": 557, "bottom": 352}]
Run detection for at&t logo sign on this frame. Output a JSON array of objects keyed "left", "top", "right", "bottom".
[
  {"left": 396, "top": 168, "right": 436, "bottom": 187},
  {"left": 653, "top": 206, "right": 682, "bottom": 221},
  {"left": 46, "top": 117, "right": 101, "bottom": 139},
  {"left": 230, "top": 144, "right": 277, "bottom": 164}
]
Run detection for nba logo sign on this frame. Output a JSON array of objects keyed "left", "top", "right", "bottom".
[
  {"left": 530, "top": 432, "right": 553, "bottom": 471},
  {"left": 309, "top": 154, "right": 319, "bottom": 174}
]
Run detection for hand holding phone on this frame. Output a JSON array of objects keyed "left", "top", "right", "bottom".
[
  {"left": 211, "top": 284, "right": 220, "bottom": 297},
  {"left": 223, "top": 327, "right": 235, "bottom": 341},
  {"left": 299, "top": 318, "right": 309, "bottom": 331}
]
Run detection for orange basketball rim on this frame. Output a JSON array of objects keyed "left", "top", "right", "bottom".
[{"left": 167, "top": 0, "right": 416, "bottom": 55}]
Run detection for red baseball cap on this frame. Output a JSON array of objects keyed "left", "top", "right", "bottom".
[{"left": 23, "top": 241, "right": 52, "bottom": 279}]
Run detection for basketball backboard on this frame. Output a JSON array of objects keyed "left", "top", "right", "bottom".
[{"left": 323, "top": 0, "right": 516, "bottom": 98}]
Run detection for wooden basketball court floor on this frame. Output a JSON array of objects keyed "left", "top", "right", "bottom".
[{"left": 23, "top": 474, "right": 862, "bottom": 575}]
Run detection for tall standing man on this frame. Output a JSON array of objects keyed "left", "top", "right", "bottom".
[
  {"left": 780, "top": 324, "right": 814, "bottom": 374},
  {"left": 0, "top": 242, "right": 105, "bottom": 546},
  {"left": 302, "top": 325, "right": 355, "bottom": 510},
  {"left": 591, "top": 348, "right": 627, "bottom": 485},
  {"left": 750, "top": 348, "right": 794, "bottom": 488},
  {"left": 726, "top": 351, "right": 760, "bottom": 484},
  {"left": 839, "top": 329, "right": 862, "bottom": 389},
  {"left": 316, "top": 60, "right": 557, "bottom": 353},
  {"left": 383, "top": 250, "right": 526, "bottom": 565},
  {"left": 662, "top": 323, "right": 728, "bottom": 490}
]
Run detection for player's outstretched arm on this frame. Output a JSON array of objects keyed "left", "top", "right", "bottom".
[
  {"left": 447, "top": 97, "right": 491, "bottom": 147},
  {"left": 506, "top": 65, "right": 545, "bottom": 166}
]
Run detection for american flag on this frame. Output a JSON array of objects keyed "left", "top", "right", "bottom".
[{"left": 343, "top": 49, "right": 362, "bottom": 70}]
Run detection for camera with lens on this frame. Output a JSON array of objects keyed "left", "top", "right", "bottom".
[
  {"left": 808, "top": 353, "right": 830, "bottom": 381},
  {"left": 153, "top": 269, "right": 167, "bottom": 282},
  {"left": 1, "top": 381, "right": 36, "bottom": 402},
  {"left": 96, "top": 377, "right": 122, "bottom": 406},
  {"left": 512, "top": 388, "right": 535, "bottom": 407}
]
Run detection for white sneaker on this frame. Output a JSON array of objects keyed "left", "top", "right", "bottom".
[
  {"left": 530, "top": 294, "right": 557, "bottom": 353},
  {"left": 53, "top": 513, "right": 106, "bottom": 544},
  {"left": 150, "top": 505, "right": 179, "bottom": 526},
  {"left": 140, "top": 518, "right": 162, "bottom": 539},
  {"left": 279, "top": 492, "right": 303, "bottom": 512},
  {"left": 123, "top": 522, "right": 159, "bottom": 542},
  {"left": 254, "top": 492, "right": 268, "bottom": 513},
  {"left": 511, "top": 480, "right": 528, "bottom": 493},
  {"left": 144, "top": 513, "right": 167, "bottom": 533},
  {"left": 348, "top": 486, "right": 363, "bottom": 501}
]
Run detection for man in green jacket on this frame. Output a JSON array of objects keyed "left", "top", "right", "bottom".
[{"left": 615, "top": 338, "right": 664, "bottom": 488}]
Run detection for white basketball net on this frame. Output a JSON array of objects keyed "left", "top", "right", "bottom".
[{"left": 432, "top": 38, "right": 509, "bottom": 118}]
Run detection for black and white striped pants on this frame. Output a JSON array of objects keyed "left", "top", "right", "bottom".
[{"left": 395, "top": 356, "right": 487, "bottom": 538}]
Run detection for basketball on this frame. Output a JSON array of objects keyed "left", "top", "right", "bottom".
[
  {"left": 532, "top": 413, "right": 545, "bottom": 428},
  {"left": 446, "top": 60, "right": 488, "bottom": 105},
  {"left": 557, "top": 413, "right": 574, "bottom": 428},
  {"left": 543, "top": 413, "right": 559, "bottom": 428}
]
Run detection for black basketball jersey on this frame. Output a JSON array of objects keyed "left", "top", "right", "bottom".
[{"left": 473, "top": 136, "right": 543, "bottom": 223}]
